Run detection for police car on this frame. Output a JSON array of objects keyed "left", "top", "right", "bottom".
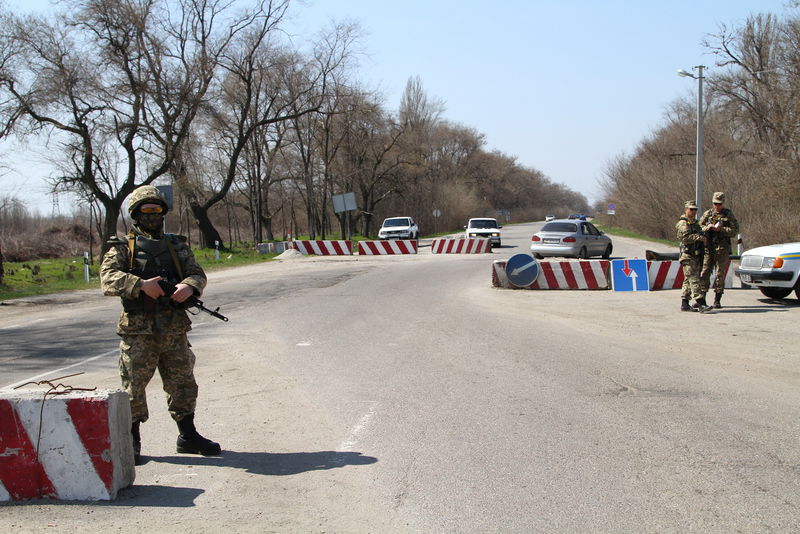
[{"left": 735, "top": 242, "right": 800, "bottom": 299}]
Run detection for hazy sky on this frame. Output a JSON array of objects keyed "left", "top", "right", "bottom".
[{"left": 1, "top": 0, "right": 794, "bottom": 213}]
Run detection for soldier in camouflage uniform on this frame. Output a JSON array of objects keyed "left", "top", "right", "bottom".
[
  {"left": 676, "top": 200, "right": 711, "bottom": 312},
  {"left": 100, "top": 185, "right": 221, "bottom": 464},
  {"left": 699, "top": 192, "right": 740, "bottom": 309}
]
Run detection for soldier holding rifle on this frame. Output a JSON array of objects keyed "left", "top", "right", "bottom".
[
  {"left": 100, "top": 185, "right": 221, "bottom": 464},
  {"left": 676, "top": 200, "right": 712, "bottom": 312},
  {"left": 699, "top": 192, "right": 740, "bottom": 309}
]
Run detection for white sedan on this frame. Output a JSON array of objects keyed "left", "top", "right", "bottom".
[{"left": 735, "top": 242, "right": 800, "bottom": 299}]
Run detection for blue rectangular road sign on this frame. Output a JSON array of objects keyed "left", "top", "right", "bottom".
[{"left": 611, "top": 259, "right": 649, "bottom": 292}]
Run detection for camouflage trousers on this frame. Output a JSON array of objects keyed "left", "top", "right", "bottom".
[
  {"left": 680, "top": 256, "right": 703, "bottom": 300},
  {"left": 700, "top": 251, "right": 730, "bottom": 296},
  {"left": 119, "top": 333, "right": 198, "bottom": 423}
]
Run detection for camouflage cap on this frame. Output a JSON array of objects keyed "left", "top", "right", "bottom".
[
  {"left": 128, "top": 185, "right": 168, "bottom": 215},
  {"left": 684, "top": 200, "right": 698, "bottom": 209},
  {"left": 712, "top": 191, "right": 725, "bottom": 204}
]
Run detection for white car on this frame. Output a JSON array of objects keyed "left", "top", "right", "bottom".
[
  {"left": 464, "top": 218, "right": 502, "bottom": 247},
  {"left": 378, "top": 217, "right": 419, "bottom": 240},
  {"left": 735, "top": 242, "right": 800, "bottom": 299}
]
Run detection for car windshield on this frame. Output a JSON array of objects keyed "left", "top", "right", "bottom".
[
  {"left": 469, "top": 220, "right": 498, "bottom": 229},
  {"left": 542, "top": 222, "right": 577, "bottom": 233},
  {"left": 383, "top": 218, "right": 410, "bottom": 227}
]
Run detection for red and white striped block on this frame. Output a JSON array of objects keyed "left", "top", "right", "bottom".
[
  {"left": 492, "top": 260, "right": 611, "bottom": 289},
  {"left": 647, "top": 260, "right": 734, "bottom": 290},
  {"left": 431, "top": 238, "right": 491, "bottom": 254},
  {"left": 292, "top": 240, "right": 352, "bottom": 256},
  {"left": 0, "top": 389, "right": 135, "bottom": 501},
  {"left": 358, "top": 240, "right": 418, "bottom": 255}
]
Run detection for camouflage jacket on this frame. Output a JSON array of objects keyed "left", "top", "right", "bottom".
[
  {"left": 699, "top": 207, "right": 739, "bottom": 253},
  {"left": 100, "top": 228, "right": 206, "bottom": 335},
  {"left": 676, "top": 216, "right": 705, "bottom": 262}
]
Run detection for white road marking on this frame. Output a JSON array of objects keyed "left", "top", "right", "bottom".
[{"left": 339, "top": 403, "right": 378, "bottom": 452}]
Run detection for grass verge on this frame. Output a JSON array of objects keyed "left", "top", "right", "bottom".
[{"left": 0, "top": 243, "right": 279, "bottom": 302}]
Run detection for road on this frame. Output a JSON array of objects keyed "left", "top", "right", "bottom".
[{"left": 2, "top": 222, "right": 799, "bottom": 533}]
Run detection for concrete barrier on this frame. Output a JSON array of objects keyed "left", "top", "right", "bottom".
[
  {"left": 0, "top": 389, "right": 135, "bottom": 501},
  {"left": 432, "top": 238, "right": 491, "bottom": 254},
  {"left": 647, "top": 260, "right": 734, "bottom": 290},
  {"left": 492, "top": 260, "right": 611, "bottom": 289},
  {"left": 256, "top": 242, "right": 291, "bottom": 254},
  {"left": 358, "top": 240, "right": 417, "bottom": 255},
  {"left": 292, "top": 240, "right": 352, "bottom": 256}
]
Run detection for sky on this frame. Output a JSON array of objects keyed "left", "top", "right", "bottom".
[{"left": 1, "top": 0, "right": 795, "bottom": 214}]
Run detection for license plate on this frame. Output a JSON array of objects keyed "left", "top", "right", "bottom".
[
  {"left": 543, "top": 239, "right": 560, "bottom": 244},
  {"left": 740, "top": 273, "right": 751, "bottom": 283}
]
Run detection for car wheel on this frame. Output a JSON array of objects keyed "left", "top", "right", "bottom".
[
  {"left": 796, "top": 287, "right": 800, "bottom": 300},
  {"left": 577, "top": 247, "right": 588, "bottom": 259},
  {"left": 602, "top": 244, "right": 612, "bottom": 259},
  {"left": 533, "top": 252, "right": 543, "bottom": 259},
  {"left": 759, "top": 287, "right": 793, "bottom": 299}
]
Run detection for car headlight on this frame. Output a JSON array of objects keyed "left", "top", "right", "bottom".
[
  {"left": 763, "top": 257, "right": 776, "bottom": 268},
  {"left": 492, "top": 232, "right": 499, "bottom": 237}
]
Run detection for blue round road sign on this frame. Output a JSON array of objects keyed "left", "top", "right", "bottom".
[{"left": 505, "top": 254, "right": 540, "bottom": 287}]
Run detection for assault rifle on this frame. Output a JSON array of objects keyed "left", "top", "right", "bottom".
[
  {"left": 157, "top": 279, "right": 229, "bottom": 322},
  {"left": 132, "top": 268, "right": 229, "bottom": 321}
]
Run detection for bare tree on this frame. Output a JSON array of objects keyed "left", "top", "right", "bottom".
[{"left": 0, "top": 0, "right": 268, "bottom": 251}]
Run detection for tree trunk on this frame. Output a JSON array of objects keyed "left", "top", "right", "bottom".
[
  {"left": 191, "top": 203, "right": 225, "bottom": 250},
  {"left": 100, "top": 204, "right": 123, "bottom": 257}
]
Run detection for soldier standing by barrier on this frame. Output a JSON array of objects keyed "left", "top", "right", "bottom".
[
  {"left": 677, "top": 200, "right": 712, "bottom": 312},
  {"left": 699, "top": 192, "right": 740, "bottom": 309},
  {"left": 100, "top": 185, "right": 221, "bottom": 464}
]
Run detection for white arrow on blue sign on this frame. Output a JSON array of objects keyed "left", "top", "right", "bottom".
[
  {"left": 611, "top": 259, "right": 649, "bottom": 292},
  {"left": 505, "top": 254, "right": 540, "bottom": 287}
]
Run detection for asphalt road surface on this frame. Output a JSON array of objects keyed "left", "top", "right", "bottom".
[{"left": 2, "top": 222, "right": 799, "bottom": 533}]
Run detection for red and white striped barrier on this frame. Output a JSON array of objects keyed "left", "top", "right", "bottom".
[
  {"left": 647, "top": 260, "right": 734, "bottom": 290},
  {"left": 492, "top": 260, "right": 611, "bottom": 289},
  {"left": 431, "top": 238, "right": 491, "bottom": 254},
  {"left": 0, "top": 389, "right": 135, "bottom": 501},
  {"left": 358, "top": 240, "right": 418, "bottom": 255},
  {"left": 292, "top": 240, "right": 352, "bottom": 256}
]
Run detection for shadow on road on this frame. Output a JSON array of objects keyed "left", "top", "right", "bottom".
[
  {"left": 714, "top": 302, "right": 797, "bottom": 313},
  {"left": 148, "top": 450, "right": 378, "bottom": 476}
]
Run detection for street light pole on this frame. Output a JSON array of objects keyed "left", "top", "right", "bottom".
[{"left": 678, "top": 65, "right": 705, "bottom": 211}]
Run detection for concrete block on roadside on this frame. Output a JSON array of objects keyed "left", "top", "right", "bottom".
[{"left": 0, "top": 389, "right": 135, "bottom": 501}]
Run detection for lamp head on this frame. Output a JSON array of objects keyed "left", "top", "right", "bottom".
[{"left": 677, "top": 69, "right": 695, "bottom": 78}]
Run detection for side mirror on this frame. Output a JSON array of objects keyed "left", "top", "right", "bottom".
[
  {"left": 463, "top": 226, "right": 467, "bottom": 229},
  {"left": 498, "top": 226, "right": 503, "bottom": 229}
]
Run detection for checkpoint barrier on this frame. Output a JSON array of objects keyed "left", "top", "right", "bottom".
[
  {"left": 647, "top": 260, "right": 734, "bottom": 290},
  {"left": 0, "top": 389, "right": 135, "bottom": 501},
  {"left": 492, "top": 259, "right": 611, "bottom": 289},
  {"left": 431, "top": 238, "right": 491, "bottom": 254},
  {"left": 358, "top": 240, "right": 418, "bottom": 255},
  {"left": 292, "top": 240, "right": 352, "bottom": 256}
]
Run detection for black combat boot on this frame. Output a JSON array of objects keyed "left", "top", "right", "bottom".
[
  {"left": 713, "top": 293, "right": 722, "bottom": 309},
  {"left": 176, "top": 414, "right": 221, "bottom": 456},
  {"left": 131, "top": 421, "right": 142, "bottom": 465},
  {"left": 693, "top": 297, "right": 712, "bottom": 313},
  {"left": 681, "top": 298, "right": 693, "bottom": 311}
]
